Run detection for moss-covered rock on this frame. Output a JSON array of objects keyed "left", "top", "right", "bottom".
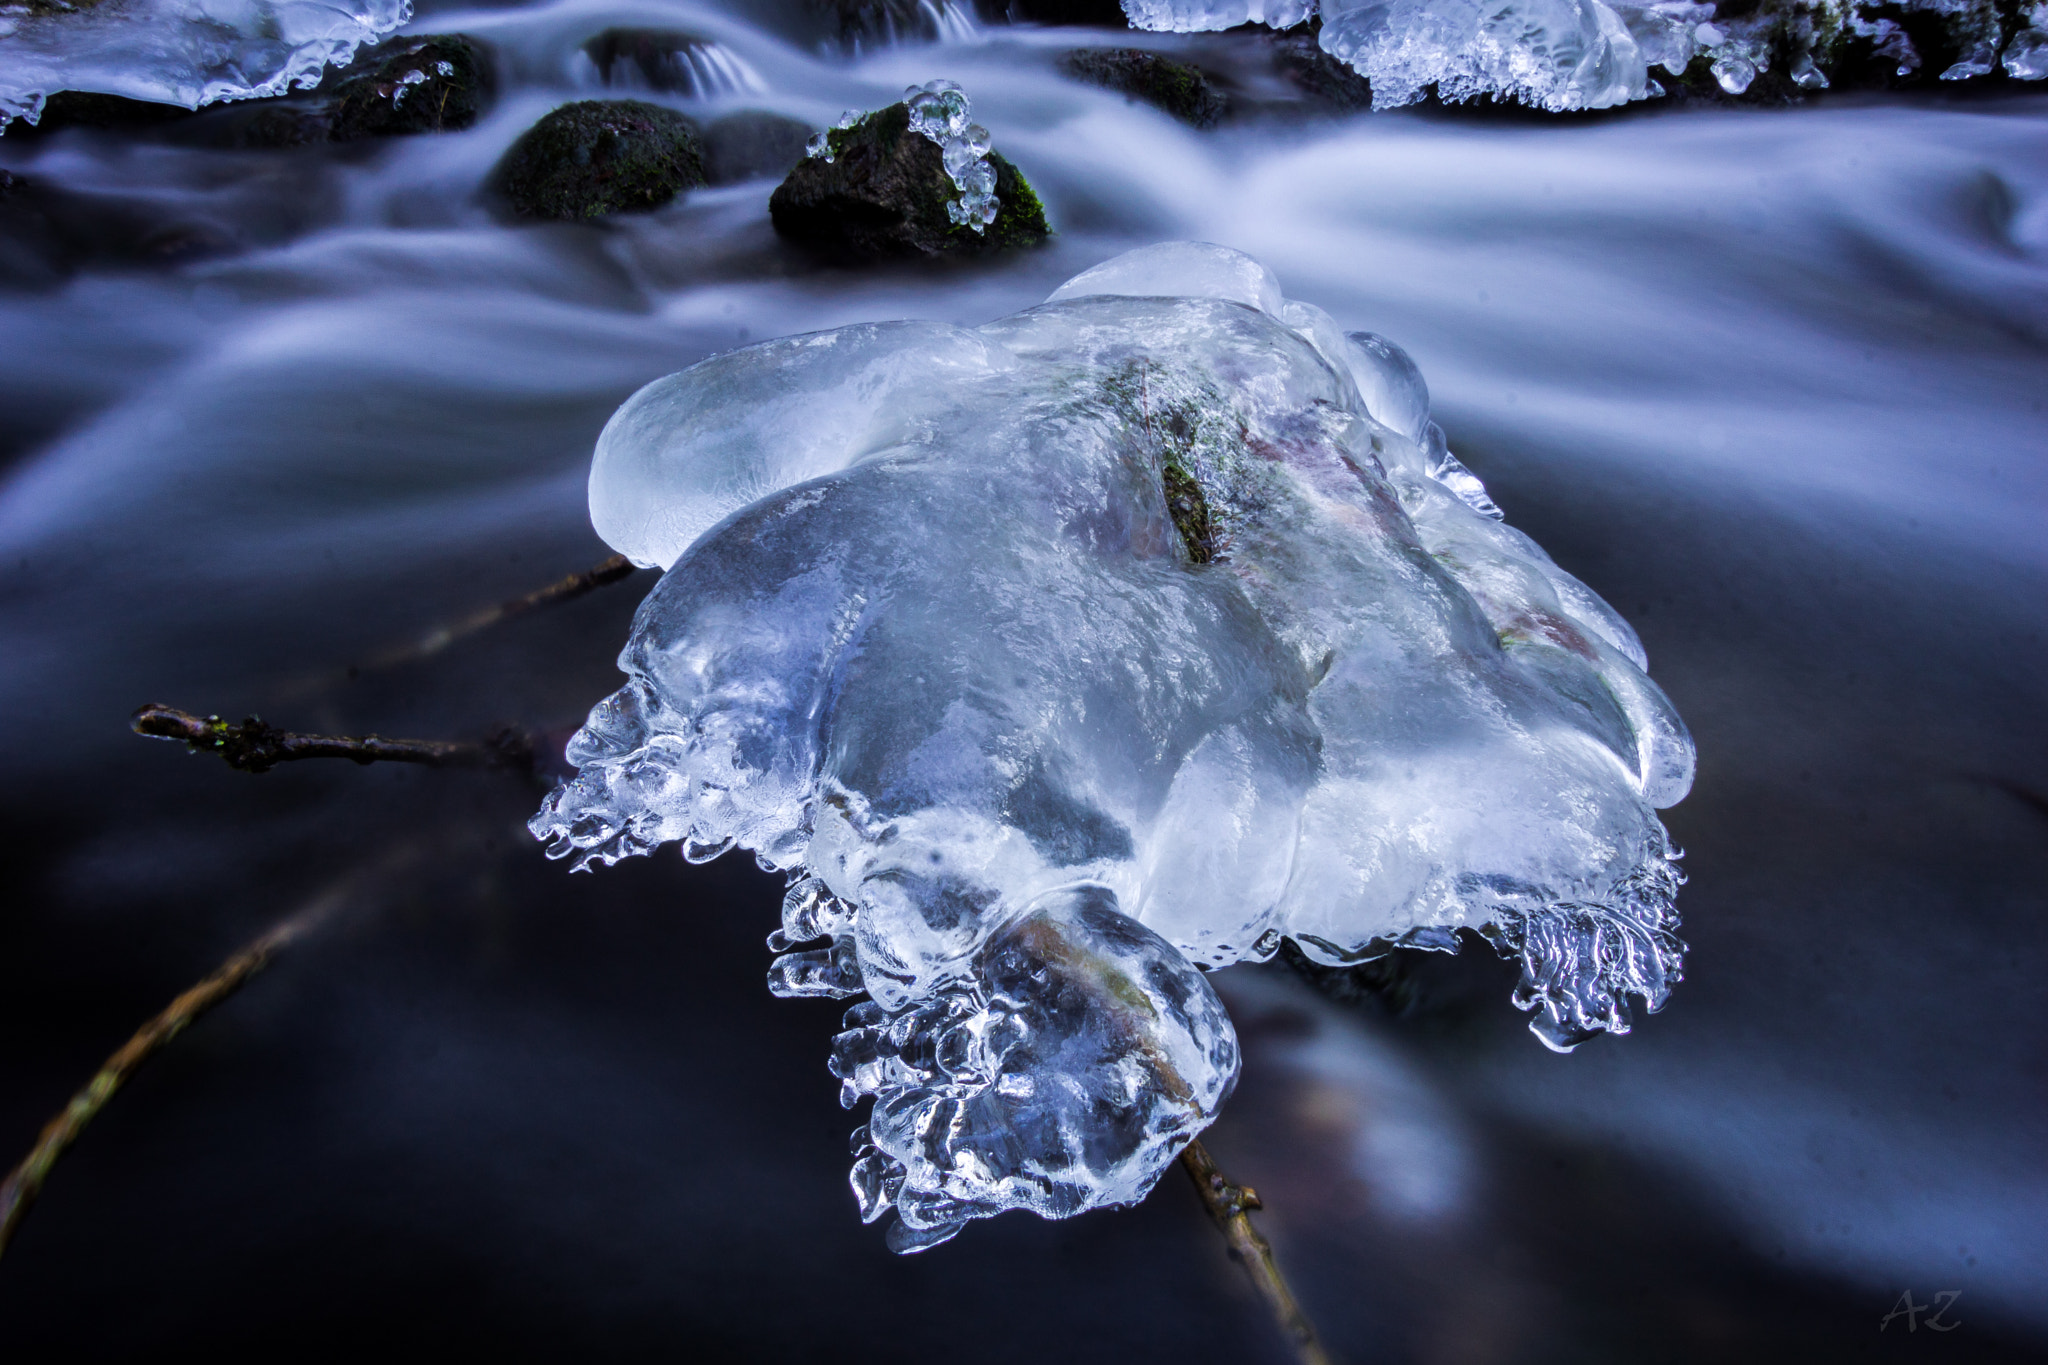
[
  {"left": 768, "top": 102, "right": 1049, "bottom": 264},
  {"left": 330, "top": 34, "right": 491, "bottom": 141},
  {"left": 701, "top": 110, "right": 816, "bottom": 185},
  {"left": 1058, "top": 47, "right": 1230, "bottom": 126},
  {"left": 493, "top": 100, "right": 706, "bottom": 221}
]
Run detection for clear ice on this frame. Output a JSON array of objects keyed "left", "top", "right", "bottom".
[
  {"left": 532, "top": 242, "right": 1696, "bottom": 1250},
  {"left": 1121, "top": 0, "right": 2042, "bottom": 111},
  {"left": 0, "top": 0, "right": 411, "bottom": 130}
]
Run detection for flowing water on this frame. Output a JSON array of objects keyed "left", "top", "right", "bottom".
[{"left": 1, "top": 3, "right": 2045, "bottom": 1358}]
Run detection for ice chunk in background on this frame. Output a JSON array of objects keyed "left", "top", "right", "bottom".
[
  {"left": 1317, "top": 0, "right": 1651, "bottom": 110},
  {"left": 534, "top": 241, "right": 1695, "bottom": 1249},
  {"left": 1120, "top": 0, "right": 1318, "bottom": 30},
  {"left": 0, "top": 0, "right": 411, "bottom": 129},
  {"left": 1122, "top": 0, "right": 1665, "bottom": 110},
  {"left": 2007, "top": 5, "right": 2048, "bottom": 79}
]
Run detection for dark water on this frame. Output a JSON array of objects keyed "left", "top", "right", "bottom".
[{"left": 1, "top": 2, "right": 2045, "bottom": 1358}]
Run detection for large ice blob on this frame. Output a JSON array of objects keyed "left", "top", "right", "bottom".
[
  {"left": 534, "top": 241, "right": 1695, "bottom": 1249},
  {"left": 1, "top": 0, "right": 410, "bottom": 129}
]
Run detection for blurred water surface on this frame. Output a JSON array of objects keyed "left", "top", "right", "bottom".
[{"left": 1, "top": 3, "right": 2044, "bottom": 1358}]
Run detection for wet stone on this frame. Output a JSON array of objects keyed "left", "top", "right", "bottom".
[
  {"left": 26, "top": 90, "right": 197, "bottom": 134},
  {"left": 810, "top": 0, "right": 966, "bottom": 47},
  {"left": 580, "top": 28, "right": 719, "bottom": 93},
  {"left": 1059, "top": 47, "right": 1230, "bottom": 126},
  {"left": 768, "top": 101, "right": 1048, "bottom": 264},
  {"left": 329, "top": 34, "right": 491, "bottom": 141},
  {"left": 493, "top": 99, "right": 706, "bottom": 221},
  {"left": 1268, "top": 33, "right": 1374, "bottom": 109}
]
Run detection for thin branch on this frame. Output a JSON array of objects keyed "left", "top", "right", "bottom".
[
  {"left": 0, "top": 882, "right": 353, "bottom": 1259},
  {"left": 364, "top": 552, "right": 638, "bottom": 671},
  {"left": 1180, "top": 1137, "right": 1334, "bottom": 1365},
  {"left": 131, "top": 704, "right": 533, "bottom": 775}
]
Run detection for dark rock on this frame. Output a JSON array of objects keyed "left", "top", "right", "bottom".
[
  {"left": 179, "top": 98, "right": 337, "bottom": 149},
  {"left": 768, "top": 102, "right": 1049, "bottom": 264},
  {"left": 25, "top": 91, "right": 196, "bottom": 135},
  {"left": 1269, "top": 33, "right": 1374, "bottom": 108},
  {"left": 701, "top": 110, "right": 816, "bottom": 185},
  {"left": 0, "top": 168, "right": 238, "bottom": 288},
  {"left": 580, "top": 28, "right": 724, "bottom": 94},
  {"left": 1058, "top": 47, "right": 1230, "bottom": 126},
  {"left": 809, "top": 0, "right": 972, "bottom": 46},
  {"left": 0, "top": 169, "right": 67, "bottom": 288},
  {"left": 329, "top": 34, "right": 491, "bottom": 141},
  {"left": 493, "top": 100, "right": 706, "bottom": 221}
]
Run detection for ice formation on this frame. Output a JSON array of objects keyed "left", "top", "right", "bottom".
[
  {"left": 808, "top": 80, "right": 999, "bottom": 233},
  {"left": 1121, "top": 0, "right": 2045, "bottom": 110},
  {"left": 0, "top": 0, "right": 411, "bottom": 130},
  {"left": 532, "top": 242, "right": 1695, "bottom": 1250}
]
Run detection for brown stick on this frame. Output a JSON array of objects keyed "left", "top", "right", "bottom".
[
  {"left": 1180, "top": 1138, "right": 1334, "bottom": 1365},
  {"left": 131, "top": 703, "right": 532, "bottom": 775},
  {"left": 364, "top": 552, "right": 638, "bottom": 671},
  {"left": 0, "top": 882, "right": 352, "bottom": 1260}
]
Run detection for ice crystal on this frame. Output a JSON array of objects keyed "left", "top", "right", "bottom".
[
  {"left": 533, "top": 242, "right": 1696, "bottom": 1249},
  {"left": 904, "top": 79, "right": 998, "bottom": 233}
]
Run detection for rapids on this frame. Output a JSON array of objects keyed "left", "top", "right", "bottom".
[{"left": 1, "top": 0, "right": 2044, "bottom": 1352}]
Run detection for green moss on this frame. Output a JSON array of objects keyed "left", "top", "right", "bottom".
[
  {"left": 494, "top": 99, "right": 705, "bottom": 221},
  {"left": 1097, "top": 361, "right": 1238, "bottom": 565}
]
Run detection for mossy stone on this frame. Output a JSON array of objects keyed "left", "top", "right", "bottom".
[
  {"left": 330, "top": 35, "right": 491, "bottom": 141},
  {"left": 494, "top": 100, "right": 706, "bottom": 221},
  {"left": 1059, "top": 48, "right": 1229, "bottom": 127},
  {"left": 767, "top": 102, "right": 1050, "bottom": 264}
]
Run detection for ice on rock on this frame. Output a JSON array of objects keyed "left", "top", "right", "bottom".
[
  {"left": 1124, "top": 0, "right": 1670, "bottom": 110},
  {"left": 534, "top": 241, "right": 1696, "bottom": 1249},
  {"left": 0, "top": 0, "right": 410, "bottom": 129}
]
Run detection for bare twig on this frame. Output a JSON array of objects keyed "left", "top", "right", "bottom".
[
  {"left": 1180, "top": 1138, "right": 1333, "bottom": 1365},
  {"left": 0, "top": 882, "right": 353, "bottom": 1259},
  {"left": 364, "top": 552, "right": 638, "bottom": 671},
  {"left": 132, "top": 703, "right": 533, "bottom": 775}
]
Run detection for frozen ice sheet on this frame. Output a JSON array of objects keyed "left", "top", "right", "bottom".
[{"left": 0, "top": 0, "right": 410, "bottom": 129}]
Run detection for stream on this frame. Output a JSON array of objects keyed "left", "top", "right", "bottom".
[{"left": 1, "top": 2, "right": 2044, "bottom": 1358}]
